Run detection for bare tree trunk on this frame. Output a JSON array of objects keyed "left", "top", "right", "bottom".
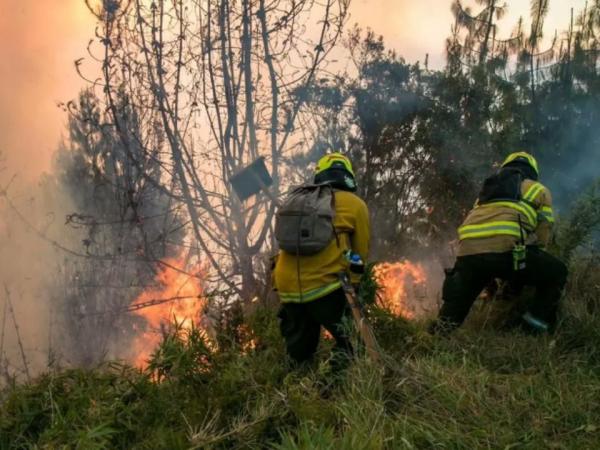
[
  {"left": 94, "top": 0, "right": 349, "bottom": 303},
  {"left": 479, "top": 0, "right": 496, "bottom": 64}
]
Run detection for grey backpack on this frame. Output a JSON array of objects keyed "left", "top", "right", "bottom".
[{"left": 275, "top": 184, "right": 337, "bottom": 256}]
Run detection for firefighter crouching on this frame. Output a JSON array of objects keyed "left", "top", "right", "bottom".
[
  {"left": 430, "top": 152, "right": 568, "bottom": 334},
  {"left": 273, "top": 153, "right": 370, "bottom": 372}
]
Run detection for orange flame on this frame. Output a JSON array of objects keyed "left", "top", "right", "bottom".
[
  {"left": 374, "top": 261, "right": 427, "bottom": 318},
  {"left": 130, "top": 257, "right": 207, "bottom": 368}
]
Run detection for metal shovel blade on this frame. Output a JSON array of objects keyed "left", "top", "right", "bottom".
[{"left": 230, "top": 157, "right": 274, "bottom": 202}]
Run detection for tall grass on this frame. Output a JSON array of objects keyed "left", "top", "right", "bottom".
[
  {"left": 2, "top": 278, "right": 600, "bottom": 449},
  {"left": 6, "top": 180, "right": 600, "bottom": 448}
]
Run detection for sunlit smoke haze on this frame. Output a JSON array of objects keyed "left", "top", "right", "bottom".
[
  {"left": 0, "top": 0, "right": 587, "bottom": 179},
  {"left": 0, "top": 0, "right": 95, "bottom": 179}
]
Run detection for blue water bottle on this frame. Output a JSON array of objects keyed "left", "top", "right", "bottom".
[{"left": 344, "top": 250, "right": 365, "bottom": 274}]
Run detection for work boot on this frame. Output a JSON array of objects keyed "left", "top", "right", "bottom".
[{"left": 520, "top": 311, "right": 550, "bottom": 334}]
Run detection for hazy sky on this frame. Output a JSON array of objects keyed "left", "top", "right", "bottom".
[
  {"left": 0, "top": 0, "right": 587, "bottom": 179},
  {"left": 0, "top": 0, "right": 93, "bottom": 180}
]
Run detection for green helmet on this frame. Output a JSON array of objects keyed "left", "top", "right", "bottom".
[
  {"left": 314, "top": 153, "right": 357, "bottom": 191},
  {"left": 315, "top": 153, "right": 355, "bottom": 176},
  {"left": 502, "top": 152, "right": 539, "bottom": 176}
]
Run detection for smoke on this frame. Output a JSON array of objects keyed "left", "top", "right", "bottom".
[
  {"left": 540, "top": 99, "right": 600, "bottom": 217},
  {"left": 0, "top": 171, "right": 82, "bottom": 380},
  {"left": 0, "top": 0, "right": 102, "bottom": 377},
  {"left": 348, "top": 0, "right": 452, "bottom": 68},
  {"left": 0, "top": 0, "right": 93, "bottom": 180},
  {"left": 0, "top": 0, "right": 584, "bottom": 180},
  {"left": 0, "top": 130, "right": 181, "bottom": 380}
]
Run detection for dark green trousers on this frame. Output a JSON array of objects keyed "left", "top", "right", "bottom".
[
  {"left": 278, "top": 288, "right": 353, "bottom": 370},
  {"left": 433, "top": 246, "right": 568, "bottom": 333}
]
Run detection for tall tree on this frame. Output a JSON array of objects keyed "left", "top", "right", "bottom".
[
  {"left": 85, "top": 0, "right": 349, "bottom": 301},
  {"left": 450, "top": 0, "right": 515, "bottom": 68},
  {"left": 54, "top": 89, "right": 185, "bottom": 365}
]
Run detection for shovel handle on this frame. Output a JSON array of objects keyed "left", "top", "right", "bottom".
[
  {"left": 339, "top": 273, "right": 381, "bottom": 364},
  {"left": 249, "top": 170, "right": 281, "bottom": 208}
]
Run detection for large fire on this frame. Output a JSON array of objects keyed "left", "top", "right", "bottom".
[
  {"left": 128, "top": 257, "right": 428, "bottom": 366},
  {"left": 130, "top": 257, "right": 207, "bottom": 368},
  {"left": 374, "top": 261, "right": 428, "bottom": 318}
]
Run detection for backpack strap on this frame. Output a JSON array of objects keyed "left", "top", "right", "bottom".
[{"left": 328, "top": 186, "right": 341, "bottom": 248}]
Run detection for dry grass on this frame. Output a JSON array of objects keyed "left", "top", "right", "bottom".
[{"left": 2, "top": 271, "right": 600, "bottom": 450}]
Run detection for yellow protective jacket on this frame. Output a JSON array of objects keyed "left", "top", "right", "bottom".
[
  {"left": 458, "top": 179, "right": 555, "bottom": 257},
  {"left": 274, "top": 190, "right": 370, "bottom": 303}
]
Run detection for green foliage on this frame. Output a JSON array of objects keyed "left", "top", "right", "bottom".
[
  {"left": 4, "top": 276, "right": 600, "bottom": 449},
  {"left": 303, "top": 0, "right": 600, "bottom": 261},
  {"left": 555, "top": 178, "right": 600, "bottom": 262},
  {"left": 358, "top": 262, "right": 380, "bottom": 306},
  {"left": 0, "top": 365, "right": 155, "bottom": 449},
  {"left": 274, "top": 423, "right": 337, "bottom": 450},
  {"left": 146, "top": 322, "right": 213, "bottom": 385}
]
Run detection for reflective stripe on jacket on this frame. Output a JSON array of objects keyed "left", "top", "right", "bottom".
[
  {"left": 457, "top": 179, "right": 554, "bottom": 257},
  {"left": 274, "top": 190, "right": 370, "bottom": 303}
]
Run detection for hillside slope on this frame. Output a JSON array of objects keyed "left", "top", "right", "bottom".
[{"left": 2, "top": 275, "right": 600, "bottom": 449}]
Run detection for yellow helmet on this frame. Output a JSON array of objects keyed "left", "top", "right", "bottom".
[
  {"left": 315, "top": 153, "right": 355, "bottom": 177},
  {"left": 501, "top": 151, "right": 539, "bottom": 176}
]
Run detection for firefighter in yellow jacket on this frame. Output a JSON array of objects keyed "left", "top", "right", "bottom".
[
  {"left": 431, "top": 152, "right": 568, "bottom": 334},
  {"left": 274, "top": 153, "right": 370, "bottom": 370}
]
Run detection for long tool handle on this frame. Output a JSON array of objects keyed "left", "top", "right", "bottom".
[
  {"left": 339, "top": 274, "right": 381, "bottom": 364},
  {"left": 251, "top": 170, "right": 281, "bottom": 208}
]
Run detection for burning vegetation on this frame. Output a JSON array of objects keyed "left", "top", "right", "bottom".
[
  {"left": 130, "top": 258, "right": 207, "bottom": 368},
  {"left": 374, "top": 261, "right": 428, "bottom": 319},
  {"left": 125, "top": 257, "right": 433, "bottom": 369}
]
